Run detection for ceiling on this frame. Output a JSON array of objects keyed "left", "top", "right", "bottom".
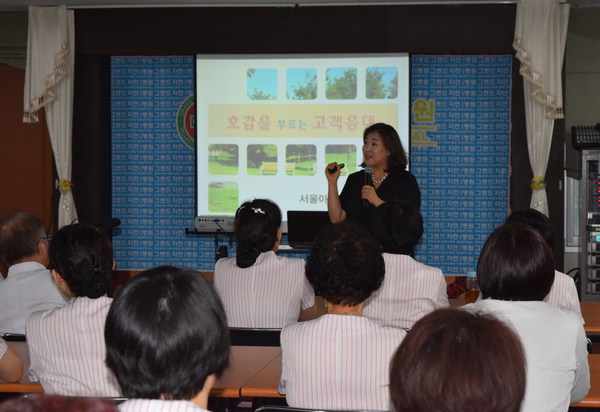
[{"left": 0, "top": 0, "right": 596, "bottom": 12}]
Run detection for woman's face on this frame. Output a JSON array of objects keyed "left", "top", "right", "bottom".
[{"left": 362, "top": 131, "right": 391, "bottom": 169}]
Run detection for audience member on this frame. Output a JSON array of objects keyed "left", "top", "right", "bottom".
[
  {"left": 468, "top": 222, "right": 589, "bottom": 411},
  {"left": 389, "top": 308, "right": 526, "bottom": 412},
  {"left": 0, "top": 337, "right": 22, "bottom": 383},
  {"left": 0, "top": 211, "right": 66, "bottom": 334},
  {"left": 26, "top": 224, "right": 120, "bottom": 396},
  {"left": 214, "top": 199, "right": 316, "bottom": 328},
  {"left": 505, "top": 207, "right": 582, "bottom": 320},
  {"left": 279, "top": 221, "right": 406, "bottom": 411},
  {"left": 0, "top": 394, "right": 119, "bottom": 412},
  {"left": 105, "top": 266, "right": 230, "bottom": 412},
  {"left": 363, "top": 201, "right": 448, "bottom": 328}
]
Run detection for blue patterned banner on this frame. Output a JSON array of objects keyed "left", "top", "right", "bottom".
[
  {"left": 411, "top": 55, "right": 511, "bottom": 274},
  {"left": 111, "top": 55, "right": 511, "bottom": 274},
  {"left": 111, "top": 56, "right": 218, "bottom": 270}
]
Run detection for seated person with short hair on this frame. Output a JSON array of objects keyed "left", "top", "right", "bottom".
[
  {"left": 0, "top": 337, "right": 22, "bottom": 383},
  {"left": 468, "top": 222, "right": 589, "bottom": 411},
  {"left": 363, "top": 201, "right": 448, "bottom": 329},
  {"left": 105, "top": 266, "right": 230, "bottom": 412},
  {"left": 26, "top": 224, "right": 120, "bottom": 396},
  {"left": 0, "top": 211, "right": 66, "bottom": 334},
  {"left": 390, "top": 308, "right": 526, "bottom": 412},
  {"left": 279, "top": 222, "right": 406, "bottom": 411},
  {"left": 505, "top": 208, "right": 582, "bottom": 320}
]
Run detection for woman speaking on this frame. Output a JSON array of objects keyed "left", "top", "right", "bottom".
[{"left": 326, "top": 123, "right": 420, "bottom": 231}]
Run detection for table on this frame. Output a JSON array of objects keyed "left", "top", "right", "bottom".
[
  {"left": 240, "top": 354, "right": 283, "bottom": 398},
  {"left": 0, "top": 344, "right": 281, "bottom": 399},
  {"left": 582, "top": 302, "right": 600, "bottom": 335}
]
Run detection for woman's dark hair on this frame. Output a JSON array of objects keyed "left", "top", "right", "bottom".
[
  {"left": 360, "top": 123, "right": 407, "bottom": 172},
  {"left": 505, "top": 207, "right": 556, "bottom": 250},
  {"left": 477, "top": 222, "right": 555, "bottom": 301},
  {"left": 234, "top": 199, "right": 282, "bottom": 268},
  {"left": 390, "top": 308, "right": 526, "bottom": 412},
  {"left": 0, "top": 394, "right": 119, "bottom": 412},
  {"left": 372, "top": 201, "right": 423, "bottom": 255},
  {"left": 305, "top": 221, "right": 384, "bottom": 306},
  {"left": 105, "top": 266, "right": 230, "bottom": 400},
  {"left": 48, "top": 223, "right": 113, "bottom": 298}
]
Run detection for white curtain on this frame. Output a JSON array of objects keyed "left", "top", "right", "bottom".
[
  {"left": 23, "top": 5, "right": 77, "bottom": 228},
  {"left": 513, "top": 0, "right": 569, "bottom": 216}
]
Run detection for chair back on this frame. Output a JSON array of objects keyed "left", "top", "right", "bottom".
[
  {"left": 255, "top": 406, "right": 356, "bottom": 412},
  {"left": 229, "top": 328, "right": 281, "bottom": 346}
]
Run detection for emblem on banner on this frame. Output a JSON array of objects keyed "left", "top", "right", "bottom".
[{"left": 176, "top": 94, "right": 195, "bottom": 149}]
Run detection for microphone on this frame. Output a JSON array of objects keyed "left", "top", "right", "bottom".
[
  {"left": 363, "top": 166, "right": 373, "bottom": 208},
  {"left": 327, "top": 163, "right": 345, "bottom": 174}
]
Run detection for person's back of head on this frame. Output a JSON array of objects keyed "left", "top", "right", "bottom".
[
  {"left": 505, "top": 207, "right": 555, "bottom": 250},
  {"left": 477, "top": 222, "right": 555, "bottom": 301},
  {"left": 105, "top": 265, "right": 230, "bottom": 401},
  {"left": 389, "top": 308, "right": 526, "bottom": 412},
  {"left": 48, "top": 223, "right": 113, "bottom": 299},
  {"left": 306, "top": 221, "right": 384, "bottom": 306},
  {"left": 0, "top": 211, "right": 47, "bottom": 267},
  {"left": 0, "top": 394, "right": 119, "bottom": 412},
  {"left": 372, "top": 201, "right": 423, "bottom": 255},
  {"left": 234, "top": 199, "right": 282, "bottom": 268}
]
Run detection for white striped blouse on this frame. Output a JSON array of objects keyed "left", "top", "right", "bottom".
[
  {"left": 363, "top": 253, "right": 449, "bottom": 329},
  {"left": 546, "top": 270, "right": 583, "bottom": 322},
  {"left": 280, "top": 314, "right": 406, "bottom": 411},
  {"left": 214, "top": 251, "right": 315, "bottom": 328},
  {"left": 118, "top": 399, "right": 210, "bottom": 412},
  {"left": 26, "top": 296, "right": 121, "bottom": 396}
]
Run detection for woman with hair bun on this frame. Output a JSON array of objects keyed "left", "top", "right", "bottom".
[
  {"left": 214, "top": 199, "right": 316, "bottom": 328},
  {"left": 26, "top": 224, "right": 121, "bottom": 397}
]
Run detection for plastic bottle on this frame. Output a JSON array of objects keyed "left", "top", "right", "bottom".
[{"left": 465, "top": 270, "right": 479, "bottom": 304}]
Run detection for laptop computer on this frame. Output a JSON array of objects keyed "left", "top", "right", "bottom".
[{"left": 286, "top": 210, "right": 332, "bottom": 250}]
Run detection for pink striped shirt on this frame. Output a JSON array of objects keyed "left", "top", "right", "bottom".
[
  {"left": 546, "top": 270, "right": 583, "bottom": 322},
  {"left": 363, "top": 253, "right": 449, "bottom": 329},
  {"left": 214, "top": 251, "right": 315, "bottom": 328},
  {"left": 118, "top": 399, "right": 210, "bottom": 412},
  {"left": 280, "top": 314, "right": 406, "bottom": 411},
  {"left": 26, "top": 296, "right": 121, "bottom": 396}
]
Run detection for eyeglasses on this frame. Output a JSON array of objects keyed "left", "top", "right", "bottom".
[{"left": 41, "top": 235, "right": 52, "bottom": 242}]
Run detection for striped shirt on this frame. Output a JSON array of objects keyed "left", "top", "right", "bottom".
[
  {"left": 119, "top": 399, "right": 210, "bottom": 412},
  {"left": 0, "top": 339, "right": 6, "bottom": 358},
  {"left": 363, "top": 253, "right": 449, "bottom": 329},
  {"left": 26, "top": 296, "right": 121, "bottom": 396},
  {"left": 280, "top": 314, "right": 406, "bottom": 411},
  {"left": 214, "top": 251, "right": 315, "bottom": 328},
  {"left": 546, "top": 270, "right": 583, "bottom": 322},
  {"left": 467, "top": 299, "right": 590, "bottom": 411}
]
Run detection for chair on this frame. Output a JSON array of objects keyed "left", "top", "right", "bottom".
[
  {"left": 255, "top": 406, "right": 359, "bottom": 412},
  {"left": 228, "top": 327, "right": 281, "bottom": 346},
  {"left": 0, "top": 334, "right": 25, "bottom": 342}
]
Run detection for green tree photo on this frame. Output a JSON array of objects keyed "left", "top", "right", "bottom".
[{"left": 326, "top": 68, "right": 357, "bottom": 99}]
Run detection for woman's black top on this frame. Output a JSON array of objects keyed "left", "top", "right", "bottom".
[{"left": 339, "top": 169, "right": 421, "bottom": 232}]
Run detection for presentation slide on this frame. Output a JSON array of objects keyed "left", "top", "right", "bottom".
[{"left": 195, "top": 53, "right": 410, "bottom": 231}]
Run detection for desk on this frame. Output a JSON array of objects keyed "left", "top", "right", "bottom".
[
  {"left": 241, "top": 354, "right": 283, "bottom": 398},
  {"left": 582, "top": 302, "right": 600, "bottom": 335},
  {"left": 0, "top": 344, "right": 280, "bottom": 399}
]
